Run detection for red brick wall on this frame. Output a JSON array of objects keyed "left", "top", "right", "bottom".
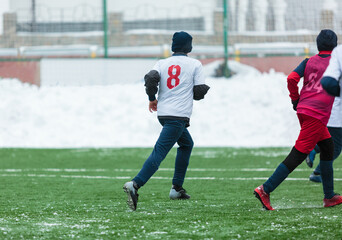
[
  {"left": 240, "top": 56, "right": 305, "bottom": 75},
  {"left": 200, "top": 56, "right": 307, "bottom": 75},
  {"left": 0, "top": 61, "right": 40, "bottom": 85},
  {"left": 0, "top": 57, "right": 307, "bottom": 86}
]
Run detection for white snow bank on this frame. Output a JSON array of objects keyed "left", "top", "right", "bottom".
[{"left": 0, "top": 60, "right": 299, "bottom": 148}]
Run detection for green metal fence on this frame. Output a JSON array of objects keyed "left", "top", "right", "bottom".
[{"left": 0, "top": 0, "right": 340, "bottom": 60}]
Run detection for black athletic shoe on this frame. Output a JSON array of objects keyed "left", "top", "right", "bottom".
[
  {"left": 305, "top": 150, "right": 316, "bottom": 168},
  {"left": 309, "top": 172, "right": 322, "bottom": 183},
  {"left": 123, "top": 181, "right": 139, "bottom": 211},
  {"left": 169, "top": 185, "right": 191, "bottom": 200}
]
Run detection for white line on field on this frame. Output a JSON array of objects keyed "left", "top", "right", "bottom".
[
  {"left": 1, "top": 168, "right": 341, "bottom": 173},
  {"left": 1, "top": 173, "right": 342, "bottom": 181}
]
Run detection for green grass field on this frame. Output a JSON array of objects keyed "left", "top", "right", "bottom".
[{"left": 1, "top": 147, "right": 342, "bottom": 239}]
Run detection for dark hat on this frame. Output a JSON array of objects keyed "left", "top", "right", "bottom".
[
  {"left": 171, "top": 31, "right": 193, "bottom": 53},
  {"left": 317, "top": 29, "right": 338, "bottom": 51}
]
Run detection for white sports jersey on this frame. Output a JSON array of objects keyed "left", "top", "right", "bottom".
[
  {"left": 323, "top": 45, "right": 342, "bottom": 127},
  {"left": 327, "top": 97, "right": 341, "bottom": 127},
  {"left": 153, "top": 55, "right": 205, "bottom": 118}
]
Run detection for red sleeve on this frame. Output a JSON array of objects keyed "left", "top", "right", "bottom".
[{"left": 287, "top": 71, "right": 301, "bottom": 101}]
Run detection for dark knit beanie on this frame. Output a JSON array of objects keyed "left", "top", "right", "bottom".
[
  {"left": 317, "top": 29, "right": 338, "bottom": 51},
  {"left": 171, "top": 31, "right": 193, "bottom": 53}
]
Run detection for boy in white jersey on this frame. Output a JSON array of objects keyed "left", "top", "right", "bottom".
[{"left": 123, "top": 31, "right": 210, "bottom": 211}]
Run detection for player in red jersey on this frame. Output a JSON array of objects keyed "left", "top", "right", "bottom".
[{"left": 254, "top": 29, "right": 342, "bottom": 210}]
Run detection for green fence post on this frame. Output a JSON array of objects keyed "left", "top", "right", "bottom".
[
  {"left": 223, "top": 0, "right": 230, "bottom": 77},
  {"left": 103, "top": 0, "right": 108, "bottom": 58}
]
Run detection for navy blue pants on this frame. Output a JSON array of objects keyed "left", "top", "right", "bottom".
[
  {"left": 314, "top": 127, "right": 342, "bottom": 174},
  {"left": 133, "top": 119, "right": 194, "bottom": 188}
]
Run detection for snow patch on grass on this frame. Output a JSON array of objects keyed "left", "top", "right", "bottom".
[{"left": 38, "top": 222, "right": 62, "bottom": 227}]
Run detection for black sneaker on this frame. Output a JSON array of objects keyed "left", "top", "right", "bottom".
[
  {"left": 123, "top": 181, "right": 139, "bottom": 211},
  {"left": 305, "top": 150, "right": 316, "bottom": 168},
  {"left": 309, "top": 172, "right": 322, "bottom": 183},
  {"left": 169, "top": 185, "right": 191, "bottom": 200}
]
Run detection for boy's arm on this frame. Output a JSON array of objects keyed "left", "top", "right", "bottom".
[
  {"left": 287, "top": 58, "right": 308, "bottom": 110},
  {"left": 144, "top": 70, "right": 160, "bottom": 101},
  {"left": 321, "top": 47, "right": 342, "bottom": 96},
  {"left": 287, "top": 58, "right": 308, "bottom": 100},
  {"left": 321, "top": 77, "right": 340, "bottom": 96},
  {"left": 194, "top": 85, "right": 210, "bottom": 100},
  {"left": 193, "top": 62, "right": 210, "bottom": 100}
]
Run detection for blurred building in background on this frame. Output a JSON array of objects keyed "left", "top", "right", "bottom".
[
  {"left": 0, "top": 0, "right": 340, "bottom": 84},
  {"left": 0, "top": 0, "right": 340, "bottom": 48}
]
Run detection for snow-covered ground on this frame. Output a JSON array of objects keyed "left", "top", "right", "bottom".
[{"left": 0, "top": 60, "right": 299, "bottom": 148}]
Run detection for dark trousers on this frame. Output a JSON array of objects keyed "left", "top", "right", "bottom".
[
  {"left": 133, "top": 119, "right": 194, "bottom": 188},
  {"left": 314, "top": 126, "right": 342, "bottom": 174}
]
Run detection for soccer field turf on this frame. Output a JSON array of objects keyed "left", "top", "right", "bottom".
[{"left": 1, "top": 148, "right": 341, "bottom": 239}]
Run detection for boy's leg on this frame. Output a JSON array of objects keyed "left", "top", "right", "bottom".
[
  {"left": 320, "top": 134, "right": 342, "bottom": 206},
  {"left": 263, "top": 147, "right": 306, "bottom": 194},
  {"left": 263, "top": 114, "right": 317, "bottom": 194},
  {"left": 254, "top": 146, "right": 307, "bottom": 210},
  {"left": 133, "top": 119, "right": 186, "bottom": 188},
  {"left": 172, "top": 128, "right": 194, "bottom": 187},
  {"left": 305, "top": 148, "right": 318, "bottom": 168},
  {"left": 255, "top": 114, "right": 316, "bottom": 210},
  {"left": 311, "top": 127, "right": 342, "bottom": 179},
  {"left": 329, "top": 127, "right": 342, "bottom": 160},
  {"left": 317, "top": 137, "right": 335, "bottom": 199},
  {"left": 314, "top": 145, "right": 321, "bottom": 153}
]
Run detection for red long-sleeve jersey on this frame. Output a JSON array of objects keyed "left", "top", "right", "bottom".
[{"left": 287, "top": 51, "right": 334, "bottom": 125}]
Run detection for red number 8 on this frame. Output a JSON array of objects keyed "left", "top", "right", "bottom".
[{"left": 167, "top": 65, "right": 181, "bottom": 89}]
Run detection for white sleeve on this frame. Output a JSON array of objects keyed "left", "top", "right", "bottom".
[
  {"left": 323, "top": 46, "right": 342, "bottom": 80},
  {"left": 152, "top": 61, "right": 161, "bottom": 74},
  {"left": 193, "top": 61, "right": 205, "bottom": 86}
]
